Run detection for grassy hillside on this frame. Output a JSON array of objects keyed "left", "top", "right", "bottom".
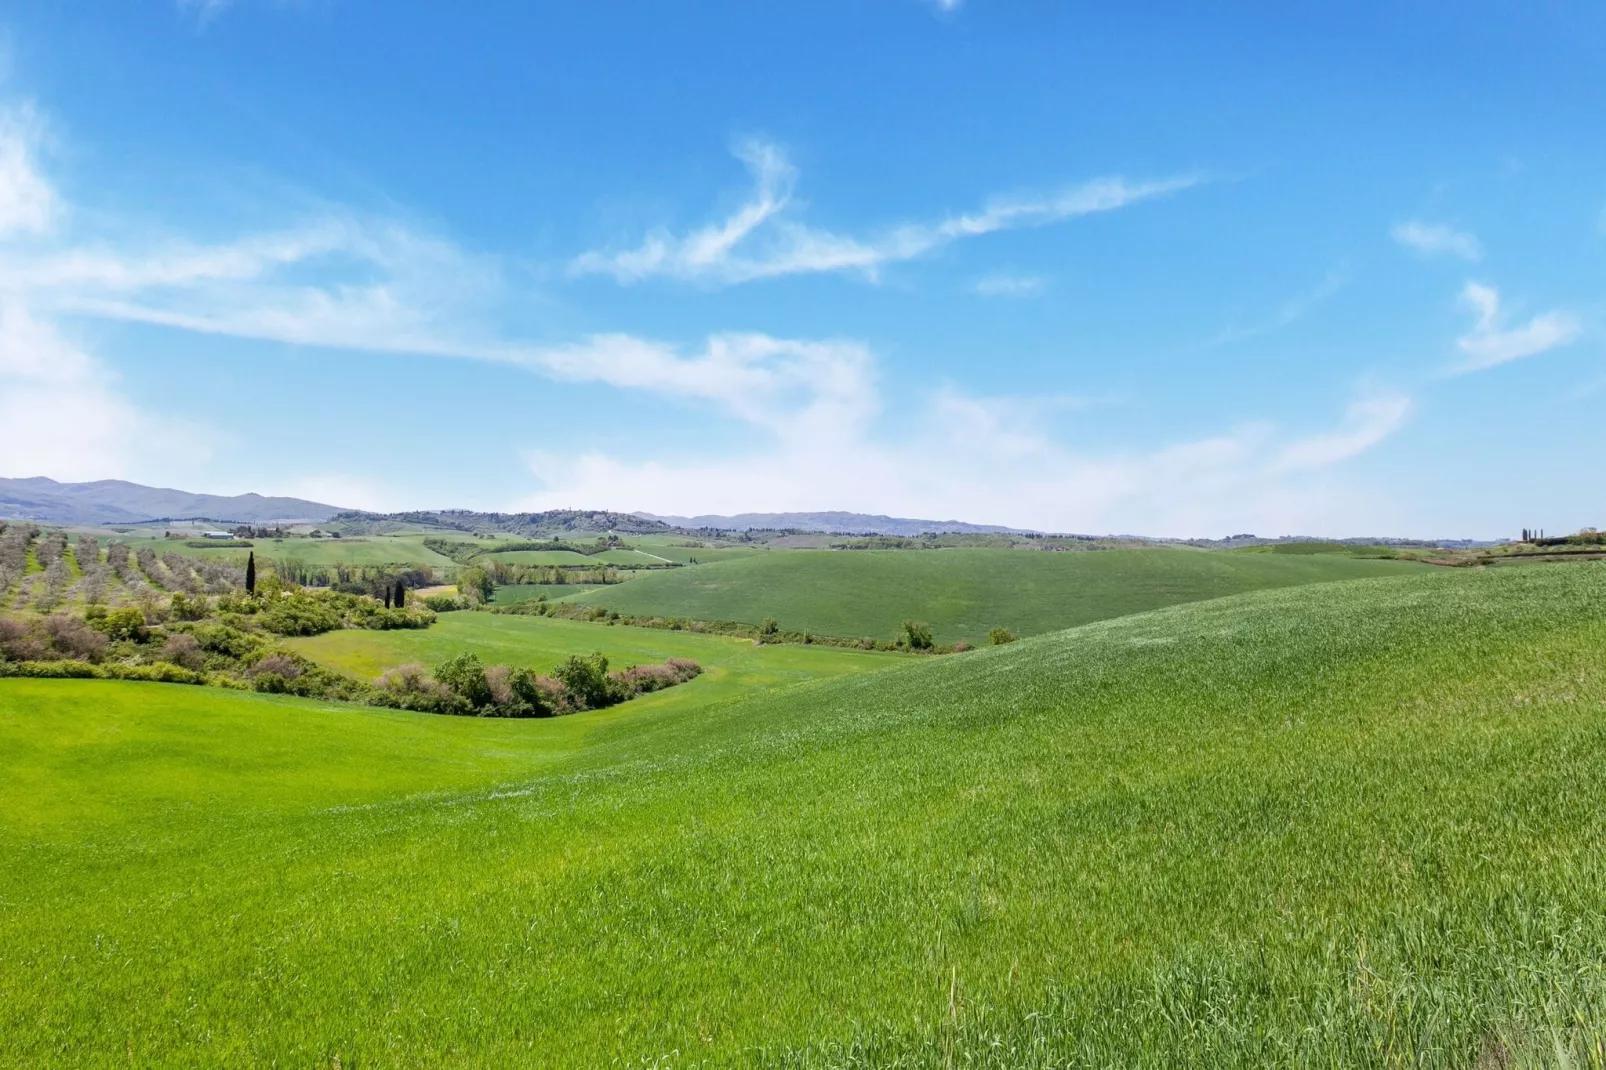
[
  {"left": 478, "top": 547, "right": 670, "bottom": 566},
  {"left": 490, "top": 582, "right": 610, "bottom": 603},
  {"left": 568, "top": 546, "right": 1430, "bottom": 641},
  {"left": 4, "top": 563, "right": 1605, "bottom": 1065},
  {"left": 625, "top": 534, "right": 770, "bottom": 564},
  {"left": 286, "top": 611, "right": 899, "bottom": 710}
]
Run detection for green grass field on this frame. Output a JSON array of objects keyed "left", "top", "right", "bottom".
[
  {"left": 624, "top": 535, "right": 770, "bottom": 565},
  {"left": 477, "top": 547, "right": 670, "bottom": 566},
  {"left": 285, "top": 610, "right": 899, "bottom": 711},
  {"left": 567, "top": 546, "right": 1431, "bottom": 641},
  {"left": 489, "top": 582, "right": 609, "bottom": 603},
  {"left": 4, "top": 563, "right": 1606, "bottom": 1065}
]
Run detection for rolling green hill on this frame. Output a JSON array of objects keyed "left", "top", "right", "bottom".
[
  {"left": 477, "top": 547, "right": 669, "bottom": 566},
  {"left": 4, "top": 563, "right": 1605, "bottom": 1064},
  {"left": 285, "top": 610, "right": 900, "bottom": 707},
  {"left": 567, "top": 546, "right": 1431, "bottom": 641}
]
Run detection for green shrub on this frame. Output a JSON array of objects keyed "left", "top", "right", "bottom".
[
  {"left": 901, "top": 619, "right": 934, "bottom": 650},
  {"left": 0, "top": 659, "right": 101, "bottom": 679},
  {"left": 169, "top": 592, "right": 210, "bottom": 621},
  {"left": 422, "top": 594, "right": 460, "bottom": 612},
  {"left": 94, "top": 607, "right": 149, "bottom": 643},
  {"left": 103, "top": 661, "right": 205, "bottom": 685},
  {"left": 434, "top": 652, "right": 492, "bottom": 707},
  {"left": 988, "top": 627, "right": 1019, "bottom": 646},
  {"left": 553, "top": 652, "right": 620, "bottom": 709},
  {"left": 188, "top": 623, "right": 263, "bottom": 660},
  {"left": 258, "top": 594, "right": 343, "bottom": 637},
  {"left": 457, "top": 567, "right": 494, "bottom": 604}
]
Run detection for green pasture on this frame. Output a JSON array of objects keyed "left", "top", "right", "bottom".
[
  {"left": 624, "top": 534, "right": 769, "bottom": 564},
  {"left": 476, "top": 547, "right": 669, "bottom": 566},
  {"left": 3, "top": 564, "right": 1606, "bottom": 1064},
  {"left": 568, "top": 545, "right": 1431, "bottom": 641},
  {"left": 1235, "top": 541, "right": 1399, "bottom": 556},
  {"left": 285, "top": 609, "right": 897, "bottom": 710},
  {"left": 489, "top": 582, "right": 609, "bottom": 603}
]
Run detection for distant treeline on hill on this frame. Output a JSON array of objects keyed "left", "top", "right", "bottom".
[
  {"left": 332, "top": 510, "right": 673, "bottom": 536},
  {"left": 421, "top": 536, "right": 631, "bottom": 564},
  {"left": 1528, "top": 530, "right": 1605, "bottom": 548}
]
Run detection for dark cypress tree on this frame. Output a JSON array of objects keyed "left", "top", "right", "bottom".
[
  {"left": 384, "top": 585, "right": 393, "bottom": 609},
  {"left": 245, "top": 551, "right": 256, "bottom": 595},
  {"left": 395, "top": 581, "right": 406, "bottom": 608}
]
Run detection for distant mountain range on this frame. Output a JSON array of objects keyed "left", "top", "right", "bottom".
[
  {"left": 0, "top": 477, "right": 345, "bottom": 525},
  {"left": 633, "top": 511, "right": 1038, "bottom": 536}
]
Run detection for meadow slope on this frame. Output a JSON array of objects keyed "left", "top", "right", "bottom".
[
  {"left": 285, "top": 611, "right": 901, "bottom": 714},
  {"left": 568, "top": 546, "right": 1429, "bottom": 641},
  {"left": 2, "top": 563, "right": 1605, "bottom": 1066}
]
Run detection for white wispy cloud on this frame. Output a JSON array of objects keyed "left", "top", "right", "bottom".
[
  {"left": 0, "top": 104, "right": 57, "bottom": 236},
  {"left": 0, "top": 104, "right": 209, "bottom": 482},
  {"left": 1392, "top": 220, "right": 1482, "bottom": 262},
  {"left": 1454, "top": 281, "right": 1580, "bottom": 373},
  {"left": 570, "top": 140, "right": 1198, "bottom": 285},
  {"left": 1203, "top": 266, "right": 1348, "bottom": 349},
  {"left": 515, "top": 386, "right": 1412, "bottom": 537},
  {"left": 1272, "top": 394, "right": 1412, "bottom": 471},
  {"left": 0, "top": 297, "right": 205, "bottom": 482},
  {"left": 971, "top": 272, "right": 1046, "bottom": 298}
]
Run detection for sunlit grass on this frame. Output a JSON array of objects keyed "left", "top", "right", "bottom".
[
  {"left": 3, "top": 563, "right": 1605, "bottom": 1065},
  {"left": 568, "top": 546, "right": 1430, "bottom": 642}
]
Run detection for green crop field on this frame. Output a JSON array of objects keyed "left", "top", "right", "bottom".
[
  {"left": 5, "top": 563, "right": 1606, "bottom": 1065},
  {"left": 566, "top": 546, "right": 1431, "bottom": 642}
]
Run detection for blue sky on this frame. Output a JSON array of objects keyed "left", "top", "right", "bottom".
[{"left": 0, "top": 1, "right": 1601, "bottom": 537}]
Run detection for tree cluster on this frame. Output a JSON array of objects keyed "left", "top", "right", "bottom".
[{"left": 372, "top": 651, "right": 701, "bottom": 718}]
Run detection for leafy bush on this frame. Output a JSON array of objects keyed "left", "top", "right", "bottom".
[
  {"left": 373, "top": 663, "right": 466, "bottom": 714},
  {"left": 610, "top": 658, "right": 702, "bottom": 696},
  {"left": 434, "top": 652, "right": 492, "bottom": 707},
  {"left": 901, "top": 619, "right": 934, "bottom": 650},
  {"left": 988, "top": 627, "right": 1019, "bottom": 646},
  {"left": 483, "top": 664, "right": 564, "bottom": 718},
  {"left": 422, "top": 594, "right": 461, "bottom": 612},
  {"left": 169, "top": 592, "right": 210, "bottom": 621},
  {"left": 104, "top": 661, "right": 204, "bottom": 685},
  {"left": 352, "top": 605, "right": 436, "bottom": 631},
  {"left": 188, "top": 623, "right": 263, "bottom": 660},
  {"left": 554, "top": 652, "right": 621, "bottom": 710},
  {"left": 93, "top": 607, "right": 149, "bottom": 643},
  {"left": 0, "top": 659, "right": 99, "bottom": 679},
  {"left": 257, "top": 594, "right": 343, "bottom": 637},
  {"left": 457, "top": 567, "right": 494, "bottom": 605}
]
